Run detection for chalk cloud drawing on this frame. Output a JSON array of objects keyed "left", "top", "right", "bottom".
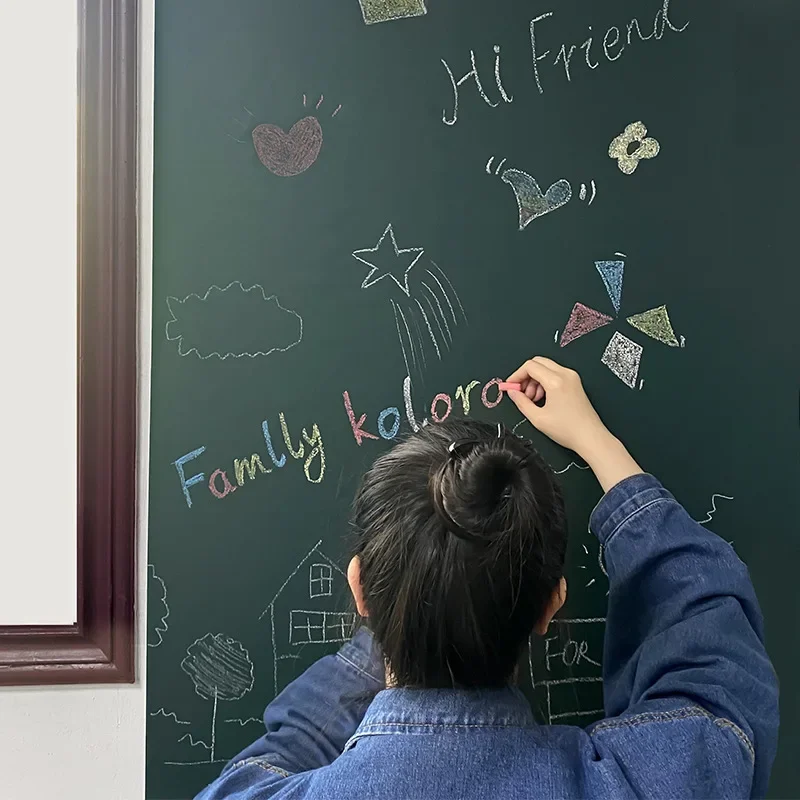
[
  {"left": 359, "top": 0, "right": 427, "bottom": 25},
  {"left": 227, "top": 96, "right": 341, "bottom": 177},
  {"left": 180, "top": 633, "right": 255, "bottom": 763},
  {"left": 558, "top": 256, "right": 684, "bottom": 389},
  {"left": 353, "top": 224, "right": 467, "bottom": 381},
  {"left": 609, "top": 121, "right": 661, "bottom": 175},
  {"left": 258, "top": 540, "right": 355, "bottom": 696},
  {"left": 165, "top": 281, "right": 302, "bottom": 360},
  {"left": 147, "top": 565, "right": 169, "bottom": 648}
]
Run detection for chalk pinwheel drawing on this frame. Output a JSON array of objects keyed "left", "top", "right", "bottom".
[
  {"left": 165, "top": 281, "right": 303, "bottom": 360},
  {"left": 353, "top": 223, "right": 467, "bottom": 380},
  {"left": 179, "top": 633, "right": 255, "bottom": 763},
  {"left": 557, "top": 255, "right": 684, "bottom": 389}
]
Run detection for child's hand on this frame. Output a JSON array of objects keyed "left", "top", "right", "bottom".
[
  {"left": 505, "top": 357, "right": 610, "bottom": 460},
  {"left": 506, "top": 357, "right": 643, "bottom": 492}
]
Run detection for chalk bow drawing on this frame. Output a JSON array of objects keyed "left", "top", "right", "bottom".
[
  {"left": 501, "top": 168, "right": 573, "bottom": 230},
  {"left": 359, "top": 0, "right": 427, "bottom": 25},
  {"left": 558, "top": 255, "right": 684, "bottom": 388},
  {"left": 165, "top": 281, "right": 303, "bottom": 360},
  {"left": 147, "top": 565, "right": 169, "bottom": 648},
  {"left": 353, "top": 224, "right": 467, "bottom": 379},
  {"left": 227, "top": 96, "right": 341, "bottom": 177},
  {"left": 180, "top": 634, "right": 254, "bottom": 762},
  {"left": 609, "top": 121, "right": 661, "bottom": 175}
]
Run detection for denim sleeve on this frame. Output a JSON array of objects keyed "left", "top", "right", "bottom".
[
  {"left": 195, "top": 627, "right": 384, "bottom": 799},
  {"left": 590, "top": 474, "right": 779, "bottom": 798}
]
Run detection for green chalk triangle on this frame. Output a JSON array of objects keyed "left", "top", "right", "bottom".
[{"left": 626, "top": 305, "right": 679, "bottom": 347}]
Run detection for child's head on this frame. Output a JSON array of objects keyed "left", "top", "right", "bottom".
[{"left": 348, "top": 418, "right": 568, "bottom": 689}]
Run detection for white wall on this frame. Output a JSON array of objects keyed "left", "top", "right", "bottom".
[{"left": 0, "top": 1, "right": 154, "bottom": 797}]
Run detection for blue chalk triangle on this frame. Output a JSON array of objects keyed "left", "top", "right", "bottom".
[{"left": 595, "top": 260, "right": 625, "bottom": 314}]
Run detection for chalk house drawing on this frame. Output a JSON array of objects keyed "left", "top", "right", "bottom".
[
  {"left": 558, "top": 256, "right": 684, "bottom": 388},
  {"left": 528, "top": 618, "right": 606, "bottom": 725},
  {"left": 165, "top": 281, "right": 303, "bottom": 360},
  {"left": 359, "top": 0, "right": 427, "bottom": 25},
  {"left": 609, "top": 121, "right": 660, "bottom": 175},
  {"left": 227, "top": 96, "right": 341, "bottom": 177},
  {"left": 353, "top": 223, "right": 467, "bottom": 381},
  {"left": 258, "top": 540, "right": 355, "bottom": 696},
  {"left": 147, "top": 565, "right": 169, "bottom": 648},
  {"left": 177, "top": 634, "right": 255, "bottom": 764}
]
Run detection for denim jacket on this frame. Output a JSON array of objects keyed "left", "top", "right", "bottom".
[{"left": 196, "top": 474, "right": 779, "bottom": 799}]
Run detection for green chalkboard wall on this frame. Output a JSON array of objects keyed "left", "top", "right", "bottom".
[{"left": 146, "top": 1, "right": 800, "bottom": 796}]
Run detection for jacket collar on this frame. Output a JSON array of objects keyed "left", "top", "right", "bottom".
[{"left": 353, "top": 686, "right": 536, "bottom": 733}]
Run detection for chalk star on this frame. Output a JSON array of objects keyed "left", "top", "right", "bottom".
[{"left": 353, "top": 223, "right": 424, "bottom": 296}]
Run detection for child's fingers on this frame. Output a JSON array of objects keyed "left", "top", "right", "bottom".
[
  {"left": 506, "top": 358, "right": 558, "bottom": 389},
  {"left": 508, "top": 388, "right": 543, "bottom": 422}
]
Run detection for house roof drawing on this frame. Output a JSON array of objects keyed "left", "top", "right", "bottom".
[{"left": 258, "top": 539, "right": 346, "bottom": 620}]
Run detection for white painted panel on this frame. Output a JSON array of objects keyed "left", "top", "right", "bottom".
[{"left": 0, "top": 3, "right": 78, "bottom": 624}]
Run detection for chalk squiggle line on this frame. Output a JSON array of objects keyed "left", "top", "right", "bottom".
[
  {"left": 147, "top": 565, "right": 169, "bottom": 648},
  {"left": 554, "top": 462, "right": 591, "bottom": 475},
  {"left": 150, "top": 708, "right": 190, "bottom": 725},
  {"left": 165, "top": 281, "right": 303, "bottom": 360},
  {"left": 224, "top": 717, "right": 263, "bottom": 727},
  {"left": 697, "top": 494, "right": 734, "bottom": 525},
  {"left": 178, "top": 733, "right": 211, "bottom": 750}
]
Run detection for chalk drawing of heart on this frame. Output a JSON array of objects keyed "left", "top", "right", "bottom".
[
  {"left": 252, "top": 116, "right": 323, "bottom": 177},
  {"left": 501, "top": 169, "right": 573, "bottom": 230}
]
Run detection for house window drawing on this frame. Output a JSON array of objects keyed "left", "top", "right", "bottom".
[
  {"left": 309, "top": 563, "right": 333, "bottom": 598},
  {"left": 290, "top": 610, "right": 355, "bottom": 645},
  {"left": 259, "top": 540, "right": 354, "bottom": 696}
]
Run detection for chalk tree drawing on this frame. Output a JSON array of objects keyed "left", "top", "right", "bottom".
[
  {"left": 609, "top": 121, "right": 661, "bottom": 175},
  {"left": 359, "top": 0, "right": 427, "bottom": 26},
  {"left": 353, "top": 223, "right": 467, "bottom": 381},
  {"left": 558, "top": 256, "right": 684, "bottom": 389},
  {"left": 180, "top": 634, "right": 255, "bottom": 762},
  {"left": 147, "top": 565, "right": 170, "bottom": 648},
  {"left": 227, "top": 96, "right": 341, "bottom": 177},
  {"left": 165, "top": 281, "right": 303, "bottom": 360},
  {"left": 258, "top": 540, "right": 354, "bottom": 696}
]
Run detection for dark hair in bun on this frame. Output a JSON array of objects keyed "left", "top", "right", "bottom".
[{"left": 351, "top": 418, "right": 567, "bottom": 689}]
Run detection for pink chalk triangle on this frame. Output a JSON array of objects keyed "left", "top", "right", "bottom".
[{"left": 559, "top": 303, "right": 614, "bottom": 347}]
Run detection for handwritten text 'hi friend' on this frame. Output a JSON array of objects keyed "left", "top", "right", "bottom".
[
  {"left": 441, "top": 0, "right": 689, "bottom": 125},
  {"left": 172, "top": 376, "right": 507, "bottom": 508}
]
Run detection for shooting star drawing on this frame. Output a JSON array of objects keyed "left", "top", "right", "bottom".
[{"left": 353, "top": 224, "right": 467, "bottom": 380}]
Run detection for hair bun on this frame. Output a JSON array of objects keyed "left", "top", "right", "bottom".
[{"left": 435, "top": 441, "right": 528, "bottom": 543}]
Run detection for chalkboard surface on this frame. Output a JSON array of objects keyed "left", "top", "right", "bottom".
[{"left": 146, "top": 1, "right": 800, "bottom": 797}]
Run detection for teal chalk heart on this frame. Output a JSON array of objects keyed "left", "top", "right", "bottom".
[{"left": 501, "top": 169, "right": 573, "bottom": 230}]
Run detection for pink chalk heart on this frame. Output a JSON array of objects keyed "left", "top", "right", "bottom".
[{"left": 252, "top": 116, "right": 323, "bottom": 177}]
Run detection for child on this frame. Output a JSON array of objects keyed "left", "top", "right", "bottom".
[{"left": 196, "top": 357, "right": 779, "bottom": 799}]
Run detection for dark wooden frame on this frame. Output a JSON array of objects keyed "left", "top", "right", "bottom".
[{"left": 0, "top": 0, "right": 138, "bottom": 685}]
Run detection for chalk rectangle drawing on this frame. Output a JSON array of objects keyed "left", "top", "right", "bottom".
[
  {"left": 289, "top": 610, "right": 355, "bottom": 645},
  {"left": 359, "top": 0, "right": 427, "bottom": 25}
]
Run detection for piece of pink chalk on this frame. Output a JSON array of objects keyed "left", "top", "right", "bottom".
[{"left": 498, "top": 382, "right": 522, "bottom": 392}]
